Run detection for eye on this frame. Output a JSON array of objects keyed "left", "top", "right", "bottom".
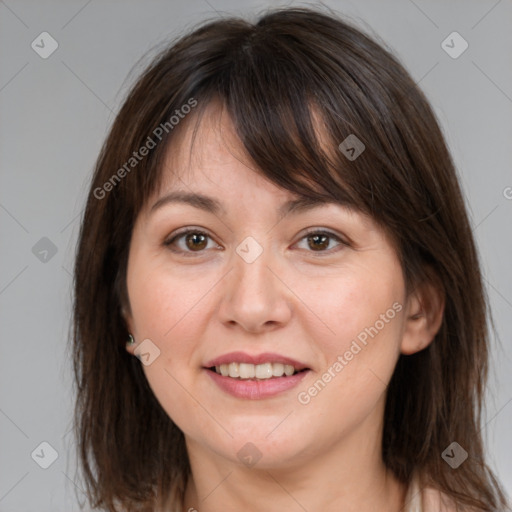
[
  {"left": 164, "top": 228, "right": 219, "bottom": 255},
  {"left": 164, "top": 227, "right": 348, "bottom": 256},
  {"left": 294, "top": 229, "right": 348, "bottom": 254}
]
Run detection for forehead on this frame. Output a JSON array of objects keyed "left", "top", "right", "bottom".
[
  {"left": 151, "top": 96, "right": 341, "bottom": 200},
  {"left": 149, "top": 100, "right": 300, "bottom": 206}
]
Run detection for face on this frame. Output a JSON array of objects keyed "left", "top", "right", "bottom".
[{"left": 124, "top": 102, "right": 419, "bottom": 470}]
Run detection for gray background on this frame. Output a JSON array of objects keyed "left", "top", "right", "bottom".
[{"left": 1, "top": 0, "right": 511, "bottom": 510}]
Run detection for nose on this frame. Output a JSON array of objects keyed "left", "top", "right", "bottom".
[{"left": 217, "top": 244, "right": 293, "bottom": 334}]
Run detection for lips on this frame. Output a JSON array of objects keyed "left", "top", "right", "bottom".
[
  {"left": 203, "top": 351, "right": 311, "bottom": 399},
  {"left": 204, "top": 351, "right": 309, "bottom": 371}
]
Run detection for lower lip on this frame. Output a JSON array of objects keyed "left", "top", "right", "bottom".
[{"left": 205, "top": 369, "right": 310, "bottom": 399}]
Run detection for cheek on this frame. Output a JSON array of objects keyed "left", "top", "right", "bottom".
[
  {"left": 292, "top": 258, "right": 405, "bottom": 413},
  {"left": 127, "top": 256, "right": 209, "bottom": 344},
  {"left": 292, "top": 258, "right": 404, "bottom": 358},
  {"left": 126, "top": 258, "right": 219, "bottom": 426}
]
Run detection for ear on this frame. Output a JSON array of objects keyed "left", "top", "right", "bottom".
[
  {"left": 121, "top": 306, "right": 137, "bottom": 355},
  {"left": 400, "top": 273, "right": 445, "bottom": 355}
]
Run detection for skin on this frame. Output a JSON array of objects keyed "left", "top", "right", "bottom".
[{"left": 124, "top": 102, "right": 444, "bottom": 512}]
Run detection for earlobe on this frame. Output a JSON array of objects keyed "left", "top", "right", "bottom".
[
  {"left": 400, "top": 277, "right": 445, "bottom": 355},
  {"left": 121, "top": 305, "right": 136, "bottom": 355},
  {"left": 125, "top": 333, "right": 136, "bottom": 355}
]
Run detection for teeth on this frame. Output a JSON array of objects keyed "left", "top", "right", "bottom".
[
  {"left": 255, "top": 363, "right": 273, "bottom": 379},
  {"left": 228, "top": 362, "right": 239, "bottom": 378},
  {"left": 284, "top": 364, "right": 295, "bottom": 376},
  {"left": 272, "top": 363, "right": 284, "bottom": 376},
  {"left": 239, "top": 363, "right": 255, "bottom": 379},
  {"left": 215, "top": 362, "right": 300, "bottom": 379}
]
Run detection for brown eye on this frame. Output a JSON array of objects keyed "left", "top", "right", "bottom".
[
  {"left": 295, "top": 230, "right": 347, "bottom": 254},
  {"left": 184, "top": 232, "right": 208, "bottom": 251},
  {"left": 307, "top": 233, "right": 330, "bottom": 251},
  {"left": 164, "top": 229, "right": 216, "bottom": 255}
]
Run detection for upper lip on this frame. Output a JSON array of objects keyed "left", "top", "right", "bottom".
[{"left": 204, "top": 352, "right": 309, "bottom": 370}]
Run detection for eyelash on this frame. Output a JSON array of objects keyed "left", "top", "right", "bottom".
[{"left": 163, "top": 227, "right": 349, "bottom": 257}]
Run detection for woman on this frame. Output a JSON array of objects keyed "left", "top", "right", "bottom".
[{"left": 72, "top": 7, "right": 509, "bottom": 512}]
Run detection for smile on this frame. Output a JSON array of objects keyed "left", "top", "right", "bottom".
[
  {"left": 212, "top": 362, "right": 302, "bottom": 379},
  {"left": 204, "top": 352, "right": 311, "bottom": 399}
]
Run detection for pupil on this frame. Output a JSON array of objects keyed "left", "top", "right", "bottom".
[
  {"left": 309, "top": 234, "right": 328, "bottom": 250},
  {"left": 186, "top": 233, "right": 207, "bottom": 250}
]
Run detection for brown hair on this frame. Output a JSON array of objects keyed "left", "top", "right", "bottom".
[{"left": 71, "top": 6, "right": 508, "bottom": 511}]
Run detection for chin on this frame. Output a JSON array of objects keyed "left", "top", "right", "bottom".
[{"left": 189, "top": 418, "right": 317, "bottom": 470}]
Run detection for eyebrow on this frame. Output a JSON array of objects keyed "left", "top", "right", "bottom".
[{"left": 149, "top": 191, "right": 339, "bottom": 218}]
